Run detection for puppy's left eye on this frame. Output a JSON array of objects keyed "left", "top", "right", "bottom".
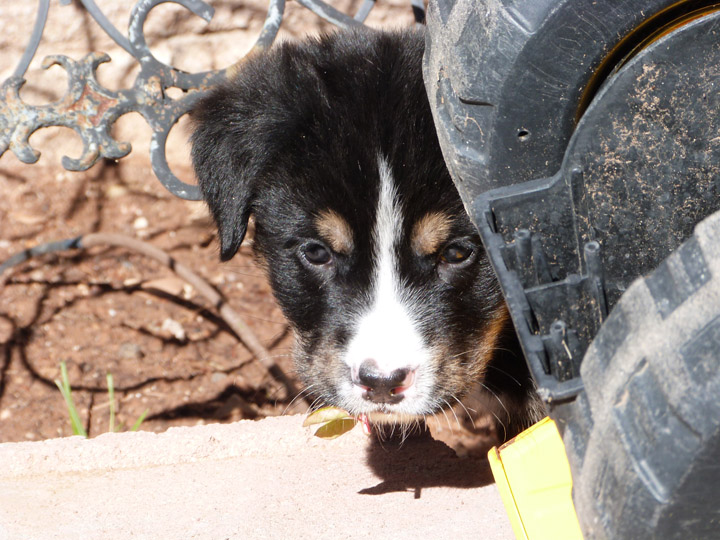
[
  {"left": 303, "top": 242, "right": 332, "bottom": 265},
  {"left": 440, "top": 243, "right": 474, "bottom": 265}
]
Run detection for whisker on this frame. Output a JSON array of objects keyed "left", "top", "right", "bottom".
[
  {"left": 481, "top": 383, "right": 510, "bottom": 419},
  {"left": 438, "top": 404, "right": 454, "bottom": 435},
  {"left": 480, "top": 383, "right": 509, "bottom": 441},
  {"left": 259, "top": 353, "right": 294, "bottom": 362},
  {"left": 282, "top": 383, "right": 318, "bottom": 415},
  {"left": 442, "top": 398, "right": 462, "bottom": 429},
  {"left": 305, "top": 396, "right": 325, "bottom": 415},
  {"left": 451, "top": 395, "right": 476, "bottom": 430},
  {"left": 445, "top": 349, "right": 477, "bottom": 361},
  {"left": 397, "top": 423, "right": 404, "bottom": 443},
  {"left": 490, "top": 409, "right": 507, "bottom": 441},
  {"left": 430, "top": 411, "right": 442, "bottom": 432},
  {"left": 483, "top": 364, "right": 523, "bottom": 386}
]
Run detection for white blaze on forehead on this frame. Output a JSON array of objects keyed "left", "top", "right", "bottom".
[{"left": 343, "top": 156, "right": 429, "bottom": 377}]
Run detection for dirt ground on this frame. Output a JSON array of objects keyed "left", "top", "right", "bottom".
[{"left": 0, "top": 145, "right": 300, "bottom": 441}]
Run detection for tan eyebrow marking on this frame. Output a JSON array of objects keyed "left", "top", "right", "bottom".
[
  {"left": 411, "top": 211, "right": 454, "bottom": 256},
  {"left": 314, "top": 209, "right": 354, "bottom": 255}
]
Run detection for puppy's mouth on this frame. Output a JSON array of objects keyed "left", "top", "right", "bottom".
[{"left": 340, "top": 362, "right": 430, "bottom": 422}]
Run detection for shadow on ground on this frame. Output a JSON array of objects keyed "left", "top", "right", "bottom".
[{"left": 360, "top": 427, "right": 495, "bottom": 496}]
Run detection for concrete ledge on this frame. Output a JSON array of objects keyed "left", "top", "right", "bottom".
[{"left": 0, "top": 415, "right": 513, "bottom": 539}]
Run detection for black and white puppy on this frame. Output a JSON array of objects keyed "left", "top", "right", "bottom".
[{"left": 191, "top": 28, "right": 542, "bottom": 441}]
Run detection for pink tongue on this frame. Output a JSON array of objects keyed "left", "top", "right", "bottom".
[{"left": 358, "top": 414, "right": 372, "bottom": 435}]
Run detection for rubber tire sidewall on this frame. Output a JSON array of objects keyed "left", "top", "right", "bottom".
[{"left": 423, "top": 0, "right": 681, "bottom": 206}]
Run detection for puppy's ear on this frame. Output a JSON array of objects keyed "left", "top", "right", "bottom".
[{"left": 191, "top": 86, "right": 260, "bottom": 262}]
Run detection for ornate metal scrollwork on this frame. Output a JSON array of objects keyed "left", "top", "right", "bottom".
[{"left": 0, "top": 0, "right": 423, "bottom": 200}]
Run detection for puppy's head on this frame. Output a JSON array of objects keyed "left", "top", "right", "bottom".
[{"left": 192, "top": 29, "right": 513, "bottom": 425}]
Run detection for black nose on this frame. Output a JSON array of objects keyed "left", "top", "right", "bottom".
[{"left": 354, "top": 360, "right": 415, "bottom": 404}]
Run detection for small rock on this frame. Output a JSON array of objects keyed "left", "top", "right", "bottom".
[
  {"left": 133, "top": 216, "right": 149, "bottom": 230},
  {"left": 118, "top": 342, "right": 144, "bottom": 360},
  {"left": 182, "top": 283, "right": 194, "bottom": 300},
  {"left": 105, "top": 184, "right": 129, "bottom": 198},
  {"left": 211, "top": 372, "right": 229, "bottom": 384},
  {"left": 161, "top": 318, "right": 186, "bottom": 341},
  {"left": 0, "top": 409, "right": 11, "bottom": 420}
]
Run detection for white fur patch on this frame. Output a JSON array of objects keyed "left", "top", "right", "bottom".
[{"left": 341, "top": 156, "right": 432, "bottom": 415}]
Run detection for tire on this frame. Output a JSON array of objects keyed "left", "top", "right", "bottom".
[
  {"left": 423, "top": 0, "right": 684, "bottom": 206},
  {"left": 424, "top": 2, "right": 720, "bottom": 537},
  {"left": 561, "top": 211, "right": 720, "bottom": 539}
]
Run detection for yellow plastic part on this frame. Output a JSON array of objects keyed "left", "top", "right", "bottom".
[{"left": 488, "top": 417, "right": 584, "bottom": 540}]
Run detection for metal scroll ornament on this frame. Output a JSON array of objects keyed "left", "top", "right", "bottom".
[{"left": 0, "top": 0, "right": 424, "bottom": 200}]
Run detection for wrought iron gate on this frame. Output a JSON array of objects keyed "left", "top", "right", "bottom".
[{"left": 0, "top": 0, "right": 423, "bottom": 200}]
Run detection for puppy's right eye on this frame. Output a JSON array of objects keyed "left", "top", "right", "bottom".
[{"left": 303, "top": 242, "right": 332, "bottom": 265}]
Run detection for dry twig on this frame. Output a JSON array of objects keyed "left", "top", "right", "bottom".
[{"left": 0, "top": 232, "right": 308, "bottom": 408}]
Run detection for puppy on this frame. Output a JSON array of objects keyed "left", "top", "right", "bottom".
[{"left": 191, "top": 28, "right": 542, "bottom": 442}]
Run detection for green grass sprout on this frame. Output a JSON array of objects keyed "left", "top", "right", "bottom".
[
  {"left": 55, "top": 362, "right": 149, "bottom": 437},
  {"left": 107, "top": 372, "right": 116, "bottom": 433},
  {"left": 54, "top": 361, "right": 87, "bottom": 437},
  {"left": 130, "top": 409, "right": 149, "bottom": 432}
]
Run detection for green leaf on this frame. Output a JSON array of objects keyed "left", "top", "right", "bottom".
[
  {"left": 313, "top": 418, "right": 358, "bottom": 439},
  {"left": 302, "top": 406, "right": 353, "bottom": 427}
]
